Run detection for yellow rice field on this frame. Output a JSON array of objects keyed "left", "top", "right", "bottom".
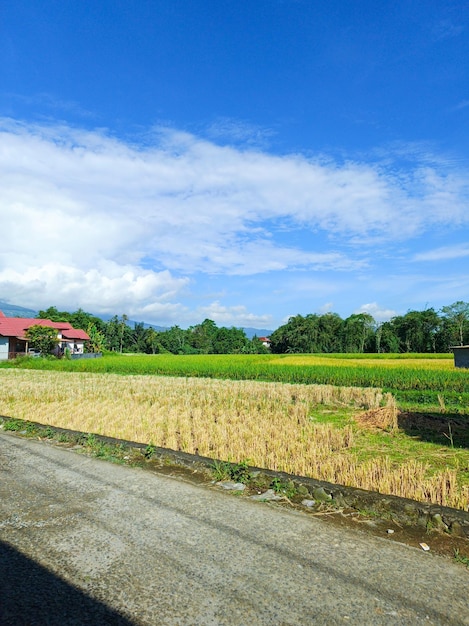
[{"left": 277, "top": 355, "right": 455, "bottom": 370}]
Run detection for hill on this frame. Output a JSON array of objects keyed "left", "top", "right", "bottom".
[
  {"left": 0, "top": 301, "right": 37, "bottom": 318},
  {"left": 241, "top": 327, "right": 273, "bottom": 339}
]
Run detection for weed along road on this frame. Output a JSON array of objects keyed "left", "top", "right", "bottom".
[{"left": 1, "top": 432, "right": 468, "bottom": 626}]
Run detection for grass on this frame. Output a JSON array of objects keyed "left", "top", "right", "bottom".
[
  {"left": 454, "top": 548, "right": 469, "bottom": 568},
  {"left": 211, "top": 459, "right": 252, "bottom": 483},
  {"left": 1, "top": 416, "right": 132, "bottom": 464},
  {"left": 1, "top": 367, "right": 468, "bottom": 510}
]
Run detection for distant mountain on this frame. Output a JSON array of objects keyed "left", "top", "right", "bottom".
[
  {"left": 0, "top": 302, "right": 274, "bottom": 337},
  {"left": 0, "top": 301, "right": 37, "bottom": 318},
  {"left": 241, "top": 327, "right": 274, "bottom": 339},
  {"left": 97, "top": 313, "right": 168, "bottom": 332},
  {"left": 104, "top": 318, "right": 274, "bottom": 337}
]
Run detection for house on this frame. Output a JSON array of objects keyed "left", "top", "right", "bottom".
[
  {"left": 0, "top": 311, "right": 90, "bottom": 360},
  {"left": 258, "top": 336, "right": 271, "bottom": 348},
  {"left": 452, "top": 346, "right": 469, "bottom": 369}
]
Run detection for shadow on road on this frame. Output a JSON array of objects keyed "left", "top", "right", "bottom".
[{"left": 0, "top": 539, "right": 135, "bottom": 626}]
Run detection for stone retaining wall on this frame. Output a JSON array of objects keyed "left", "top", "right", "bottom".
[{"left": 2, "top": 417, "right": 468, "bottom": 539}]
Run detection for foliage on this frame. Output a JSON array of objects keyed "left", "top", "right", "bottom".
[
  {"left": 38, "top": 306, "right": 106, "bottom": 333},
  {"left": 270, "top": 477, "right": 297, "bottom": 498},
  {"left": 30, "top": 300, "right": 469, "bottom": 356},
  {"left": 453, "top": 549, "right": 469, "bottom": 569},
  {"left": 24, "top": 325, "right": 58, "bottom": 355},
  {"left": 270, "top": 303, "right": 469, "bottom": 355},
  {"left": 342, "top": 313, "right": 375, "bottom": 353},
  {"left": 441, "top": 301, "right": 469, "bottom": 347},
  {"left": 211, "top": 459, "right": 252, "bottom": 483},
  {"left": 86, "top": 323, "right": 106, "bottom": 353},
  {"left": 3, "top": 417, "right": 28, "bottom": 431},
  {"left": 144, "top": 443, "right": 156, "bottom": 459}
]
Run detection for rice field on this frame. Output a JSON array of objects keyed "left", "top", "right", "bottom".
[
  {"left": 2, "top": 352, "right": 468, "bottom": 412},
  {"left": 1, "top": 366, "right": 468, "bottom": 510}
]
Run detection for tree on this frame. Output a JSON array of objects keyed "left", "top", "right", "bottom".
[
  {"left": 25, "top": 325, "right": 58, "bottom": 355},
  {"left": 129, "top": 322, "right": 148, "bottom": 353},
  {"left": 159, "top": 326, "right": 190, "bottom": 354},
  {"left": 317, "top": 313, "right": 344, "bottom": 353},
  {"left": 342, "top": 313, "right": 375, "bottom": 353},
  {"left": 118, "top": 314, "right": 129, "bottom": 353},
  {"left": 105, "top": 316, "right": 121, "bottom": 352},
  {"left": 189, "top": 319, "right": 218, "bottom": 353},
  {"left": 70, "top": 309, "right": 106, "bottom": 334},
  {"left": 213, "top": 326, "right": 248, "bottom": 354},
  {"left": 105, "top": 315, "right": 132, "bottom": 352},
  {"left": 390, "top": 309, "right": 440, "bottom": 353},
  {"left": 441, "top": 301, "right": 469, "bottom": 346},
  {"left": 86, "top": 323, "right": 106, "bottom": 353},
  {"left": 37, "top": 306, "right": 70, "bottom": 322},
  {"left": 269, "top": 314, "right": 321, "bottom": 353},
  {"left": 243, "top": 336, "right": 270, "bottom": 354},
  {"left": 145, "top": 327, "right": 160, "bottom": 354},
  {"left": 376, "top": 322, "right": 400, "bottom": 353}
]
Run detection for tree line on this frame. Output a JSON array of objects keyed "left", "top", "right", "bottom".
[
  {"left": 36, "top": 301, "right": 469, "bottom": 355},
  {"left": 36, "top": 308, "right": 269, "bottom": 355},
  {"left": 269, "top": 301, "right": 469, "bottom": 354}
]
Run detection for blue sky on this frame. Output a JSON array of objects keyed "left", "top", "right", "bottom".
[{"left": 1, "top": 1, "right": 468, "bottom": 329}]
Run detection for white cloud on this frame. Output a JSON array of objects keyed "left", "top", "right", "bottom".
[
  {"left": 413, "top": 244, "right": 469, "bottom": 262},
  {"left": 1, "top": 118, "right": 469, "bottom": 323},
  {"left": 205, "top": 117, "right": 275, "bottom": 147},
  {"left": 0, "top": 262, "right": 188, "bottom": 321},
  {"left": 354, "top": 302, "right": 397, "bottom": 323},
  {"left": 318, "top": 302, "right": 335, "bottom": 314},
  {"left": 194, "top": 301, "right": 273, "bottom": 328}
]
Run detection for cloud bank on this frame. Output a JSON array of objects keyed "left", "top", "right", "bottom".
[{"left": 1, "top": 118, "right": 468, "bottom": 326}]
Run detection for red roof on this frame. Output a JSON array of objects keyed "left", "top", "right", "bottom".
[
  {"left": 0, "top": 313, "right": 90, "bottom": 341},
  {"left": 61, "top": 328, "right": 91, "bottom": 340}
]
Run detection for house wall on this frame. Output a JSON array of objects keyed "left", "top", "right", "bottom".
[
  {"left": 453, "top": 347, "right": 469, "bottom": 369},
  {"left": 62, "top": 340, "right": 85, "bottom": 354},
  {"left": 0, "top": 337, "right": 8, "bottom": 360}
]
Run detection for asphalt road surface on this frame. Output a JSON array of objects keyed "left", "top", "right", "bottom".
[{"left": 1, "top": 431, "right": 468, "bottom": 626}]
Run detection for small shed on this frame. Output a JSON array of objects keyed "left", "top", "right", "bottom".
[{"left": 451, "top": 346, "right": 469, "bottom": 369}]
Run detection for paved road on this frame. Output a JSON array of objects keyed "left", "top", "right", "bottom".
[{"left": 0, "top": 431, "right": 468, "bottom": 626}]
